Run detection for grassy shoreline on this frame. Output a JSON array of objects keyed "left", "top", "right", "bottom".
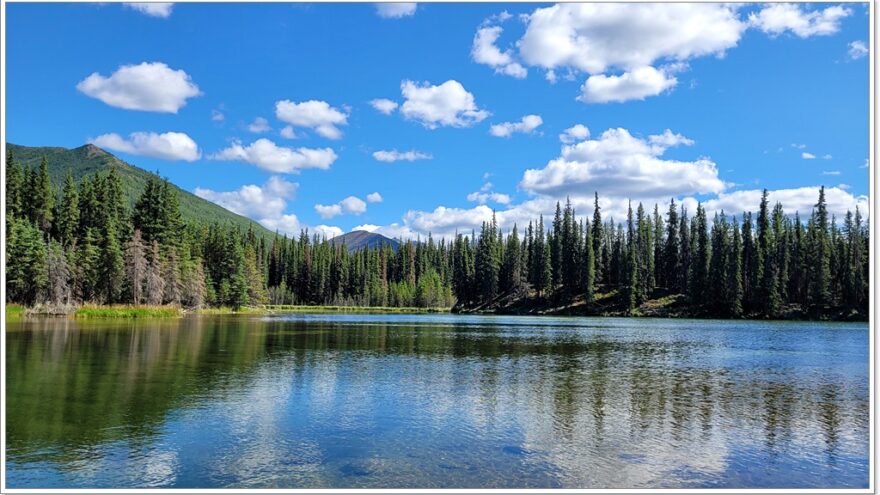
[{"left": 6, "top": 304, "right": 452, "bottom": 319}]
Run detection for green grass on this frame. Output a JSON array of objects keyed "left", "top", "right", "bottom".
[
  {"left": 74, "top": 305, "right": 182, "bottom": 318},
  {"left": 6, "top": 304, "right": 24, "bottom": 320},
  {"left": 264, "top": 305, "right": 450, "bottom": 314}
]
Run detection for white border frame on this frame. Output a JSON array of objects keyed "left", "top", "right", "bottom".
[{"left": 0, "top": 1, "right": 875, "bottom": 494}]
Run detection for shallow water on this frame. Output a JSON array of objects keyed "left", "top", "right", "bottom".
[{"left": 5, "top": 314, "right": 869, "bottom": 488}]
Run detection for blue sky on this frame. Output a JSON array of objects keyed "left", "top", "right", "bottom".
[{"left": 5, "top": 2, "right": 870, "bottom": 239}]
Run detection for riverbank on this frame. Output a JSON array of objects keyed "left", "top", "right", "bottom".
[
  {"left": 453, "top": 288, "right": 868, "bottom": 322},
  {"left": 5, "top": 303, "right": 452, "bottom": 319}
]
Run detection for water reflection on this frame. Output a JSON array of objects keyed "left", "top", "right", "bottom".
[{"left": 6, "top": 315, "right": 869, "bottom": 488}]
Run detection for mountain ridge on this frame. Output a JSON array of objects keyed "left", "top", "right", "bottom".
[
  {"left": 330, "top": 230, "right": 400, "bottom": 252},
  {"left": 7, "top": 143, "right": 275, "bottom": 238}
]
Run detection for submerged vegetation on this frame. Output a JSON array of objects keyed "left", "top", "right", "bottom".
[{"left": 4, "top": 149, "right": 869, "bottom": 321}]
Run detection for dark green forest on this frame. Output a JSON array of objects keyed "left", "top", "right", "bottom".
[{"left": 5, "top": 149, "right": 869, "bottom": 319}]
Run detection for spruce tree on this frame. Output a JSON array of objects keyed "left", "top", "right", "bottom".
[{"left": 56, "top": 171, "right": 80, "bottom": 248}]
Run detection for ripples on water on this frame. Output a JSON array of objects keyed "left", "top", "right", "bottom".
[{"left": 5, "top": 314, "right": 869, "bottom": 488}]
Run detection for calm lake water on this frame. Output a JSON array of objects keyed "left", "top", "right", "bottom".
[{"left": 5, "top": 314, "right": 869, "bottom": 489}]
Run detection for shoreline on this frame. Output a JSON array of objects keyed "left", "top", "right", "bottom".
[{"left": 5, "top": 303, "right": 866, "bottom": 323}]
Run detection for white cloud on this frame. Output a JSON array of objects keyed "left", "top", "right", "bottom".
[
  {"left": 375, "top": 3, "right": 417, "bottom": 18},
  {"left": 366, "top": 192, "right": 383, "bottom": 203},
  {"left": 125, "top": 3, "right": 173, "bottom": 18},
  {"left": 559, "top": 124, "right": 590, "bottom": 144},
  {"left": 791, "top": 143, "right": 806, "bottom": 149},
  {"left": 822, "top": 170, "right": 841, "bottom": 176},
  {"left": 89, "top": 131, "right": 200, "bottom": 161},
  {"left": 400, "top": 80, "right": 489, "bottom": 128},
  {"left": 372, "top": 149, "right": 432, "bottom": 162},
  {"left": 474, "top": 3, "right": 850, "bottom": 103},
  {"left": 209, "top": 138, "right": 337, "bottom": 173},
  {"left": 700, "top": 187, "right": 867, "bottom": 219},
  {"left": 472, "top": 26, "right": 528, "bottom": 78},
  {"left": 211, "top": 109, "right": 225, "bottom": 122},
  {"left": 823, "top": 154, "right": 833, "bottom": 160},
  {"left": 77, "top": 62, "right": 201, "bottom": 113},
  {"left": 748, "top": 4, "right": 851, "bottom": 38},
  {"left": 315, "top": 203, "right": 343, "bottom": 219},
  {"left": 518, "top": 4, "right": 744, "bottom": 75},
  {"left": 521, "top": 127, "right": 724, "bottom": 198},
  {"left": 489, "top": 114, "right": 543, "bottom": 138},
  {"left": 314, "top": 225, "right": 344, "bottom": 239},
  {"left": 275, "top": 99, "right": 349, "bottom": 139},
  {"left": 862, "top": 159, "right": 869, "bottom": 169},
  {"left": 247, "top": 117, "right": 271, "bottom": 133},
  {"left": 352, "top": 224, "right": 380, "bottom": 233},
  {"left": 467, "top": 191, "right": 512, "bottom": 205},
  {"left": 315, "top": 195, "right": 368, "bottom": 219},
  {"left": 194, "top": 176, "right": 340, "bottom": 238},
  {"left": 195, "top": 176, "right": 298, "bottom": 220},
  {"left": 802, "top": 152, "right": 816, "bottom": 159},
  {"left": 279, "top": 126, "right": 298, "bottom": 139},
  {"left": 848, "top": 40, "right": 868, "bottom": 59},
  {"left": 370, "top": 98, "right": 399, "bottom": 115},
  {"left": 649, "top": 129, "right": 695, "bottom": 149},
  {"left": 838, "top": 183, "right": 851, "bottom": 190},
  {"left": 340, "top": 196, "right": 367, "bottom": 215},
  {"left": 578, "top": 66, "right": 677, "bottom": 103}
]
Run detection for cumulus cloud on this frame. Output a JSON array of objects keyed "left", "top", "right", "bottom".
[
  {"left": 822, "top": 170, "right": 841, "bottom": 176},
  {"left": 211, "top": 109, "right": 225, "bottom": 122},
  {"left": 195, "top": 176, "right": 298, "bottom": 220},
  {"left": 559, "top": 124, "right": 590, "bottom": 144},
  {"left": 340, "top": 196, "right": 367, "bottom": 215},
  {"left": 194, "top": 176, "right": 340, "bottom": 238},
  {"left": 315, "top": 203, "right": 343, "bottom": 219},
  {"left": 366, "top": 192, "right": 383, "bottom": 203},
  {"left": 77, "top": 62, "right": 201, "bottom": 113},
  {"left": 125, "top": 3, "right": 173, "bottom": 18},
  {"left": 748, "top": 4, "right": 851, "bottom": 38},
  {"left": 247, "top": 117, "right": 271, "bottom": 133},
  {"left": 699, "top": 186, "right": 867, "bottom": 219},
  {"left": 279, "top": 126, "right": 298, "bottom": 139},
  {"left": 489, "top": 114, "right": 543, "bottom": 137},
  {"left": 521, "top": 127, "right": 724, "bottom": 199},
  {"left": 649, "top": 129, "right": 695, "bottom": 149},
  {"left": 579, "top": 66, "right": 677, "bottom": 103},
  {"left": 315, "top": 195, "right": 368, "bottom": 219},
  {"left": 275, "top": 99, "right": 349, "bottom": 139},
  {"left": 467, "top": 191, "right": 512, "bottom": 205},
  {"left": 848, "top": 40, "right": 868, "bottom": 59},
  {"left": 209, "top": 138, "right": 337, "bottom": 173},
  {"left": 89, "top": 131, "right": 200, "bottom": 161},
  {"left": 472, "top": 26, "right": 528, "bottom": 78},
  {"left": 375, "top": 3, "right": 416, "bottom": 18},
  {"left": 472, "top": 3, "right": 851, "bottom": 103},
  {"left": 370, "top": 98, "right": 399, "bottom": 115},
  {"left": 400, "top": 80, "right": 489, "bottom": 128},
  {"left": 519, "top": 4, "right": 744, "bottom": 75},
  {"left": 372, "top": 149, "right": 432, "bottom": 162},
  {"left": 802, "top": 152, "right": 816, "bottom": 159}
]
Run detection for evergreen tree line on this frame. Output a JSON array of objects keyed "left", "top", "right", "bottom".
[
  {"left": 451, "top": 189, "right": 867, "bottom": 319},
  {"left": 5, "top": 151, "right": 454, "bottom": 309},
  {"left": 5, "top": 150, "right": 868, "bottom": 317}
]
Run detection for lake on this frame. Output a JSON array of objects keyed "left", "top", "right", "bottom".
[{"left": 5, "top": 314, "right": 869, "bottom": 489}]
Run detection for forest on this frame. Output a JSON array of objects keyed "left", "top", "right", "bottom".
[{"left": 4, "top": 150, "right": 869, "bottom": 319}]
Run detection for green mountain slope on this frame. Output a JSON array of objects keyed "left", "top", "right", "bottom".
[{"left": 7, "top": 143, "right": 275, "bottom": 237}]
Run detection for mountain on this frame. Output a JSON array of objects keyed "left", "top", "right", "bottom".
[
  {"left": 7, "top": 143, "right": 275, "bottom": 237},
  {"left": 330, "top": 230, "right": 400, "bottom": 252}
]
